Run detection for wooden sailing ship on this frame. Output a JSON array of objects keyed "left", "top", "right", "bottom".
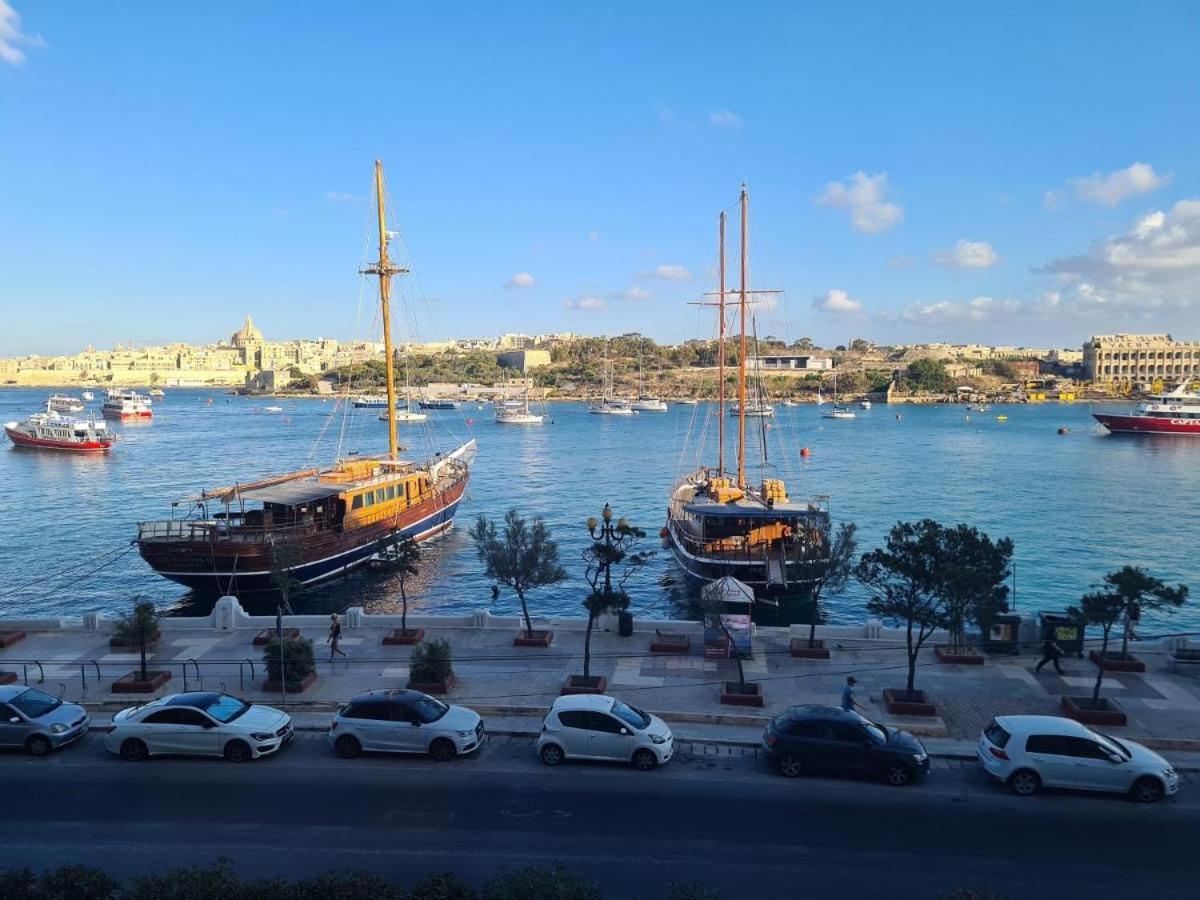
[{"left": 136, "top": 161, "right": 475, "bottom": 596}]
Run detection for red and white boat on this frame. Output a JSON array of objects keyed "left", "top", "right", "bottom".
[
  {"left": 101, "top": 389, "right": 153, "bottom": 420},
  {"left": 1093, "top": 380, "right": 1200, "bottom": 436},
  {"left": 4, "top": 407, "right": 114, "bottom": 452}
]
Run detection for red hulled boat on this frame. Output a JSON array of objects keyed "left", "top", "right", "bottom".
[
  {"left": 1093, "top": 380, "right": 1200, "bottom": 436},
  {"left": 101, "top": 389, "right": 153, "bottom": 420},
  {"left": 4, "top": 407, "right": 114, "bottom": 452}
]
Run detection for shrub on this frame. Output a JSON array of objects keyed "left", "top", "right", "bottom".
[
  {"left": 480, "top": 865, "right": 601, "bottom": 900},
  {"left": 291, "top": 871, "right": 405, "bottom": 900},
  {"left": 655, "top": 883, "right": 723, "bottom": 900},
  {"left": 263, "top": 636, "right": 316, "bottom": 688},
  {"left": 408, "top": 638, "right": 454, "bottom": 686},
  {"left": 124, "top": 861, "right": 252, "bottom": 900},
  {"left": 37, "top": 866, "right": 121, "bottom": 900},
  {"left": 406, "top": 872, "right": 477, "bottom": 900},
  {"left": 0, "top": 868, "right": 38, "bottom": 900}
]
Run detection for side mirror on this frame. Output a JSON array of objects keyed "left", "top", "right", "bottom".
[
  {"left": 1108, "top": 753, "right": 1123, "bottom": 764},
  {"left": 8, "top": 717, "right": 19, "bottom": 724},
  {"left": 620, "top": 728, "right": 630, "bottom": 736}
]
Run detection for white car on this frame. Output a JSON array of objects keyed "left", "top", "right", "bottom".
[
  {"left": 537, "top": 694, "right": 673, "bottom": 771},
  {"left": 105, "top": 692, "right": 292, "bottom": 763},
  {"left": 329, "top": 689, "right": 484, "bottom": 761},
  {"left": 977, "top": 715, "right": 1179, "bottom": 803}
]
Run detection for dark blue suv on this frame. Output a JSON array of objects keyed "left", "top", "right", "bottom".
[{"left": 763, "top": 705, "right": 930, "bottom": 786}]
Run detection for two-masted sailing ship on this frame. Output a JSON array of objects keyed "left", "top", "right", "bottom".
[
  {"left": 136, "top": 162, "right": 475, "bottom": 596},
  {"left": 665, "top": 186, "right": 830, "bottom": 620}
]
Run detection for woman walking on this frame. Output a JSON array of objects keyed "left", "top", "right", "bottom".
[{"left": 328, "top": 613, "right": 347, "bottom": 660}]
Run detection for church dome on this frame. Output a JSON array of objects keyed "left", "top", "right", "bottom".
[{"left": 231, "top": 315, "right": 264, "bottom": 347}]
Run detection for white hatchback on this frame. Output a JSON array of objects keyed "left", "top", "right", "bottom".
[
  {"left": 537, "top": 694, "right": 673, "bottom": 771},
  {"left": 977, "top": 715, "right": 1179, "bottom": 803},
  {"left": 329, "top": 689, "right": 484, "bottom": 761},
  {"left": 105, "top": 692, "right": 292, "bottom": 763}
]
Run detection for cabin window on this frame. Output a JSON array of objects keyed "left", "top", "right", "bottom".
[
  {"left": 386, "top": 486, "right": 395, "bottom": 500},
  {"left": 351, "top": 494, "right": 363, "bottom": 510},
  {"left": 376, "top": 489, "right": 385, "bottom": 503},
  {"left": 365, "top": 492, "right": 375, "bottom": 507},
  {"left": 405, "top": 482, "right": 414, "bottom": 501}
]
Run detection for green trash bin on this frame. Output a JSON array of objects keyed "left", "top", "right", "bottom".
[{"left": 1039, "top": 611, "right": 1086, "bottom": 659}]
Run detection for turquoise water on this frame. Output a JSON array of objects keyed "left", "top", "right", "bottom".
[{"left": 1, "top": 388, "right": 1196, "bottom": 634}]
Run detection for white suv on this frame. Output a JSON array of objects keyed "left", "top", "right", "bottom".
[
  {"left": 537, "top": 694, "right": 673, "bottom": 771},
  {"left": 977, "top": 715, "right": 1179, "bottom": 803}
]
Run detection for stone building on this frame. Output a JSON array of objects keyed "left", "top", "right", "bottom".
[{"left": 1083, "top": 334, "right": 1200, "bottom": 386}]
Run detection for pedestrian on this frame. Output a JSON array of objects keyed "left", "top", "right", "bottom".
[
  {"left": 328, "top": 613, "right": 347, "bottom": 660},
  {"left": 841, "top": 676, "right": 866, "bottom": 713},
  {"left": 1035, "top": 637, "right": 1065, "bottom": 674}
]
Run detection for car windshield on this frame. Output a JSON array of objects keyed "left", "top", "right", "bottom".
[
  {"left": 412, "top": 696, "right": 449, "bottom": 724},
  {"left": 610, "top": 699, "right": 650, "bottom": 730},
  {"left": 1094, "top": 730, "right": 1131, "bottom": 759},
  {"left": 197, "top": 694, "right": 250, "bottom": 724},
  {"left": 10, "top": 688, "right": 61, "bottom": 719},
  {"left": 850, "top": 711, "right": 887, "bottom": 744}
]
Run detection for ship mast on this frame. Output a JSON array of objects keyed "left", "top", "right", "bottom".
[
  {"left": 361, "top": 160, "right": 409, "bottom": 461},
  {"left": 737, "top": 184, "right": 748, "bottom": 488},
  {"left": 717, "top": 210, "right": 726, "bottom": 477}
]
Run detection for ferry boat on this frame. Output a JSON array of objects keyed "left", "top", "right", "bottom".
[
  {"left": 665, "top": 185, "right": 830, "bottom": 620},
  {"left": 48, "top": 394, "right": 85, "bottom": 413},
  {"left": 352, "top": 395, "right": 389, "bottom": 408},
  {"left": 5, "top": 405, "right": 114, "bottom": 452},
  {"left": 1093, "top": 380, "right": 1200, "bottom": 436},
  {"left": 418, "top": 399, "right": 460, "bottom": 410},
  {"left": 136, "top": 162, "right": 474, "bottom": 596},
  {"left": 101, "top": 389, "right": 153, "bottom": 420}
]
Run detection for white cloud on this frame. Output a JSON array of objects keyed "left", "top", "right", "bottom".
[
  {"left": 815, "top": 171, "right": 903, "bottom": 234},
  {"left": 0, "top": 2, "right": 45, "bottom": 66},
  {"left": 618, "top": 286, "right": 651, "bottom": 302},
  {"left": 812, "top": 289, "right": 863, "bottom": 315},
  {"left": 709, "top": 109, "right": 743, "bottom": 128},
  {"left": 1070, "top": 162, "right": 1170, "bottom": 207},
  {"left": 642, "top": 264, "right": 692, "bottom": 281},
  {"left": 325, "top": 190, "right": 360, "bottom": 204},
  {"left": 933, "top": 239, "right": 999, "bottom": 269},
  {"left": 1043, "top": 190, "right": 1063, "bottom": 211},
  {"left": 565, "top": 295, "right": 607, "bottom": 312},
  {"left": 504, "top": 272, "right": 536, "bottom": 289}
]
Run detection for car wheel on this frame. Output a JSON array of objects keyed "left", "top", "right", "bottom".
[
  {"left": 631, "top": 748, "right": 658, "bottom": 772},
  {"left": 334, "top": 734, "right": 362, "bottom": 760},
  {"left": 1131, "top": 776, "right": 1165, "bottom": 804},
  {"left": 25, "top": 735, "right": 52, "bottom": 758},
  {"left": 539, "top": 743, "right": 564, "bottom": 766},
  {"left": 430, "top": 738, "right": 457, "bottom": 763},
  {"left": 883, "top": 761, "right": 914, "bottom": 787},
  {"left": 223, "top": 740, "right": 252, "bottom": 763},
  {"left": 777, "top": 754, "right": 804, "bottom": 778},
  {"left": 120, "top": 738, "right": 149, "bottom": 762},
  {"left": 1008, "top": 769, "right": 1041, "bottom": 796}
]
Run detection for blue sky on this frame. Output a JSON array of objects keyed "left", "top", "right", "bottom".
[{"left": 1, "top": 1, "right": 1198, "bottom": 355}]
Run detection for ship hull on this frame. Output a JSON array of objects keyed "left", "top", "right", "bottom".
[
  {"left": 1093, "top": 413, "right": 1200, "bottom": 436},
  {"left": 4, "top": 426, "right": 113, "bottom": 452}
]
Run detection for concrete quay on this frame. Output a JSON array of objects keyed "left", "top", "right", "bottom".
[{"left": 3, "top": 596, "right": 1199, "bottom": 763}]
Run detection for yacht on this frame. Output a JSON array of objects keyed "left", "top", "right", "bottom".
[
  {"left": 1093, "top": 380, "right": 1200, "bottom": 435},
  {"left": 821, "top": 374, "right": 856, "bottom": 419},
  {"left": 590, "top": 357, "right": 636, "bottom": 415}
]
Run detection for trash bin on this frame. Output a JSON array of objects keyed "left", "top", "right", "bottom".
[
  {"left": 985, "top": 614, "right": 1022, "bottom": 655},
  {"left": 1039, "top": 611, "right": 1086, "bottom": 658},
  {"left": 618, "top": 611, "right": 634, "bottom": 637}
]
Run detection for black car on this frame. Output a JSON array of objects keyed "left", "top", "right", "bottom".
[{"left": 762, "top": 705, "right": 930, "bottom": 786}]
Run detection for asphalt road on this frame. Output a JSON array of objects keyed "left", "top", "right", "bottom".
[{"left": 1, "top": 731, "right": 1198, "bottom": 899}]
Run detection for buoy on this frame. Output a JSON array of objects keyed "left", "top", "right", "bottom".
[
  {"left": 895, "top": 414, "right": 902, "bottom": 420},
  {"left": 1058, "top": 427, "right": 1069, "bottom": 435},
  {"left": 800, "top": 447, "right": 811, "bottom": 457}
]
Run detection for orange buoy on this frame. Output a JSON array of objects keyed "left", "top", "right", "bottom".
[{"left": 800, "top": 447, "right": 811, "bottom": 457}]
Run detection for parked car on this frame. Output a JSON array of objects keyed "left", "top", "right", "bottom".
[
  {"left": 977, "top": 715, "right": 1178, "bottom": 803},
  {"left": 329, "top": 689, "right": 484, "bottom": 761},
  {"left": 104, "top": 692, "right": 292, "bottom": 762},
  {"left": 762, "top": 704, "right": 929, "bottom": 786},
  {"left": 537, "top": 694, "right": 673, "bottom": 771},
  {"left": 0, "top": 685, "right": 89, "bottom": 756}
]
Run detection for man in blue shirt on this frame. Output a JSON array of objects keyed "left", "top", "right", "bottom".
[{"left": 841, "top": 676, "right": 865, "bottom": 713}]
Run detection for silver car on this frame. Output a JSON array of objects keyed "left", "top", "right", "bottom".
[
  {"left": 0, "top": 685, "right": 90, "bottom": 756},
  {"left": 105, "top": 692, "right": 292, "bottom": 762},
  {"left": 329, "top": 689, "right": 484, "bottom": 761}
]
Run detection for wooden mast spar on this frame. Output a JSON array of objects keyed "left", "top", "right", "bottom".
[{"left": 737, "top": 184, "right": 748, "bottom": 488}]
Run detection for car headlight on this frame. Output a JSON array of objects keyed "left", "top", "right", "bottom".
[
  {"left": 650, "top": 733, "right": 668, "bottom": 745},
  {"left": 1164, "top": 768, "right": 1177, "bottom": 779},
  {"left": 50, "top": 723, "right": 68, "bottom": 734},
  {"left": 251, "top": 732, "right": 273, "bottom": 741},
  {"left": 456, "top": 730, "right": 475, "bottom": 738}
]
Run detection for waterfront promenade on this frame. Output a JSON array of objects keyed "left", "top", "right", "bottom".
[{"left": 3, "top": 597, "right": 1198, "bottom": 762}]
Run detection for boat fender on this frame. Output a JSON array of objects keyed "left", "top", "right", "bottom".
[
  {"left": 659, "top": 527, "right": 670, "bottom": 539},
  {"left": 800, "top": 447, "right": 812, "bottom": 457}
]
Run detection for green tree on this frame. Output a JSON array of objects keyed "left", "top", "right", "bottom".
[
  {"left": 802, "top": 522, "right": 857, "bottom": 649},
  {"left": 906, "top": 358, "right": 953, "bottom": 392},
  {"left": 115, "top": 596, "right": 159, "bottom": 682},
  {"left": 936, "top": 525, "right": 1013, "bottom": 653},
  {"left": 480, "top": 865, "right": 601, "bottom": 900},
  {"left": 375, "top": 534, "right": 421, "bottom": 637},
  {"left": 263, "top": 635, "right": 316, "bottom": 690},
  {"left": 470, "top": 510, "right": 568, "bottom": 639},
  {"left": 580, "top": 504, "right": 651, "bottom": 681}
]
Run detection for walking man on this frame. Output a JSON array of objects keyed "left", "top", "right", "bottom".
[
  {"left": 841, "top": 676, "right": 866, "bottom": 714},
  {"left": 328, "top": 613, "right": 347, "bottom": 661},
  {"left": 1035, "top": 637, "right": 1065, "bottom": 674}
]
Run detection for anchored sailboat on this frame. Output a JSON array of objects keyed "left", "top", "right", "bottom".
[{"left": 136, "top": 161, "right": 474, "bottom": 596}]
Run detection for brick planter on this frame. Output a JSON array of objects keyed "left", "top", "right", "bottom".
[
  {"left": 1062, "top": 695, "right": 1127, "bottom": 727},
  {"left": 883, "top": 688, "right": 937, "bottom": 717},
  {"left": 650, "top": 633, "right": 690, "bottom": 655},
  {"left": 0, "top": 630, "right": 27, "bottom": 648},
  {"left": 790, "top": 638, "right": 831, "bottom": 660},
  {"left": 383, "top": 628, "right": 425, "bottom": 646},
  {"left": 263, "top": 673, "right": 318, "bottom": 694},
  {"left": 561, "top": 675, "right": 608, "bottom": 696},
  {"left": 1089, "top": 650, "right": 1145, "bottom": 673},
  {"left": 254, "top": 628, "right": 300, "bottom": 647},
  {"left": 935, "top": 645, "right": 985, "bottom": 665},
  {"left": 407, "top": 674, "right": 455, "bottom": 695},
  {"left": 0, "top": 671, "right": 17, "bottom": 685},
  {"left": 112, "top": 670, "right": 173, "bottom": 693},
  {"left": 513, "top": 630, "right": 554, "bottom": 648},
  {"left": 109, "top": 632, "right": 160, "bottom": 651},
  {"left": 720, "top": 681, "right": 764, "bottom": 708}
]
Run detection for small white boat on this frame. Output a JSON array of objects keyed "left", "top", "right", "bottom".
[
  {"left": 383, "top": 409, "right": 427, "bottom": 423},
  {"left": 81, "top": 391, "right": 95, "bottom": 402},
  {"left": 823, "top": 405, "right": 856, "bottom": 419},
  {"left": 590, "top": 400, "right": 636, "bottom": 415},
  {"left": 729, "top": 403, "right": 774, "bottom": 418},
  {"left": 149, "top": 388, "right": 165, "bottom": 398},
  {"left": 675, "top": 399, "right": 700, "bottom": 406},
  {"left": 496, "top": 383, "right": 544, "bottom": 425},
  {"left": 48, "top": 394, "right": 85, "bottom": 413},
  {"left": 263, "top": 406, "right": 284, "bottom": 414},
  {"left": 632, "top": 397, "right": 668, "bottom": 412},
  {"left": 859, "top": 399, "right": 872, "bottom": 410}
]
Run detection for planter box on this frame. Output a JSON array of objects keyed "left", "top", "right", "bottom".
[
  {"left": 0, "top": 630, "right": 27, "bottom": 649},
  {"left": 650, "top": 633, "right": 690, "bottom": 655},
  {"left": 0, "top": 671, "right": 16, "bottom": 685},
  {"left": 935, "top": 645, "right": 985, "bottom": 666},
  {"left": 112, "top": 670, "right": 172, "bottom": 694},
  {"left": 720, "top": 681, "right": 764, "bottom": 708},
  {"left": 1089, "top": 650, "right": 1146, "bottom": 673},
  {"left": 561, "top": 675, "right": 608, "bottom": 696},
  {"left": 1062, "top": 695, "right": 1127, "bottom": 727},
  {"left": 883, "top": 688, "right": 937, "bottom": 717},
  {"left": 383, "top": 628, "right": 425, "bottom": 646},
  {"left": 790, "top": 638, "right": 831, "bottom": 660},
  {"left": 262, "top": 673, "right": 318, "bottom": 694},
  {"left": 513, "top": 630, "right": 554, "bottom": 648},
  {"left": 407, "top": 674, "right": 455, "bottom": 695},
  {"left": 109, "top": 632, "right": 160, "bottom": 650},
  {"left": 254, "top": 628, "right": 300, "bottom": 647}
]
